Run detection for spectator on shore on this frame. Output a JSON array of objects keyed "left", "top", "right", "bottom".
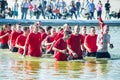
[
  {"left": 5, "top": 7, "right": 13, "bottom": 18},
  {"left": 53, "top": 7, "right": 62, "bottom": 19},
  {"left": 43, "top": 0, "right": 47, "bottom": 10},
  {"left": 55, "top": 0, "right": 61, "bottom": 10},
  {"left": 33, "top": 4, "right": 40, "bottom": 19},
  {"left": 62, "top": 8, "right": 70, "bottom": 19},
  {"left": 89, "top": 0, "right": 95, "bottom": 19},
  {"left": 81, "top": 0, "right": 91, "bottom": 20},
  {"left": 45, "top": 5, "right": 55, "bottom": 19},
  {"left": 13, "top": 0, "right": 19, "bottom": 19},
  {"left": 76, "top": 0, "right": 81, "bottom": 18},
  {"left": 69, "top": 0, "right": 77, "bottom": 19},
  {"left": 38, "top": 2, "right": 46, "bottom": 19},
  {"left": 0, "top": 0, "right": 8, "bottom": 13},
  {"left": 96, "top": 1, "right": 102, "bottom": 18},
  {"left": 21, "top": 0, "right": 29, "bottom": 19},
  {"left": 61, "top": 0, "right": 66, "bottom": 14},
  {"left": 49, "top": 0, "right": 55, "bottom": 10},
  {"left": 2, "top": 0, "right": 120, "bottom": 20},
  {"left": 105, "top": 0, "right": 111, "bottom": 19},
  {"left": 0, "top": 0, "right": 8, "bottom": 18},
  {"left": 0, "top": 3, "right": 2, "bottom": 13},
  {"left": 118, "top": 9, "right": 120, "bottom": 19},
  {"left": 28, "top": 0, "right": 33, "bottom": 19}
]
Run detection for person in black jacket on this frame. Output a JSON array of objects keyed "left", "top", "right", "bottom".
[
  {"left": 118, "top": 9, "right": 120, "bottom": 19},
  {"left": 105, "top": 0, "right": 111, "bottom": 19},
  {"left": 0, "top": 0, "right": 8, "bottom": 18},
  {"left": 0, "top": 0, "right": 8, "bottom": 13}
]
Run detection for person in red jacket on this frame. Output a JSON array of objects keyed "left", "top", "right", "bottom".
[
  {"left": 53, "top": 31, "right": 71, "bottom": 61},
  {"left": 15, "top": 27, "right": 29, "bottom": 55},
  {"left": 67, "top": 25, "right": 83, "bottom": 60},
  {"left": 23, "top": 23, "right": 42, "bottom": 57},
  {"left": 84, "top": 27, "right": 97, "bottom": 57}
]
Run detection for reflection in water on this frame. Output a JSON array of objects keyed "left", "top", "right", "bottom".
[
  {"left": 96, "top": 63, "right": 108, "bottom": 78},
  {"left": 53, "top": 61, "right": 85, "bottom": 79},
  {"left": 81, "top": 61, "right": 97, "bottom": 79},
  {"left": 54, "top": 61, "right": 68, "bottom": 74},
  {"left": 0, "top": 49, "right": 120, "bottom": 80},
  {"left": 80, "top": 60, "right": 109, "bottom": 80},
  {"left": 67, "top": 61, "right": 84, "bottom": 79},
  {"left": 24, "top": 61, "right": 40, "bottom": 73},
  {"left": 8, "top": 60, "right": 41, "bottom": 80},
  {"left": 96, "top": 60, "right": 108, "bottom": 73},
  {"left": 84, "top": 61, "right": 97, "bottom": 72},
  {"left": 67, "top": 61, "right": 84, "bottom": 71}
]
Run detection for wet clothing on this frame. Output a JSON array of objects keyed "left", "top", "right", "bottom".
[
  {"left": 97, "top": 34, "right": 111, "bottom": 58},
  {"left": 84, "top": 34, "right": 97, "bottom": 57},
  {"left": 0, "top": 43, "right": 8, "bottom": 49},
  {"left": 86, "top": 52, "right": 96, "bottom": 57},
  {"left": 97, "top": 34, "right": 110, "bottom": 52},
  {"left": 0, "top": 31, "right": 10, "bottom": 49},
  {"left": 54, "top": 38, "right": 67, "bottom": 61},
  {"left": 85, "top": 34, "right": 98, "bottom": 52},
  {"left": 16, "top": 34, "right": 27, "bottom": 55},
  {"left": 96, "top": 52, "right": 111, "bottom": 58},
  {"left": 67, "top": 34, "right": 83, "bottom": 59},
  {"left": 25, "top": 32, "right": 42, "bottom": 57},
  {"left": 45, "top": 35, "right": 56, "bottom": 54}
]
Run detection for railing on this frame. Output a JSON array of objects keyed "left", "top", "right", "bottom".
[{"left": 0, "top": 19, "right": 120, "bottom": 26}]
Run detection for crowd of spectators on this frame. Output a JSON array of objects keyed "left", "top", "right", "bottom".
[{"left": 0, "top": 0, "right": 120, "bottom": 19}]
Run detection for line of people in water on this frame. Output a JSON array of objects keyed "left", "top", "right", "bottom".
[{"left": 0, "top": 18, "right": 113, "bottom": 61}]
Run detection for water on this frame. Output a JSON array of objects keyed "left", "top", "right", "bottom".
[
  {"left": 0, "top": 55, "right": 120, "bottom": 80},
  {"left": 0, "top": 26, "right": 120, "bottom": 80},
  {"left": 109, "top": 26, "right": 120, "bottom": 58}
]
